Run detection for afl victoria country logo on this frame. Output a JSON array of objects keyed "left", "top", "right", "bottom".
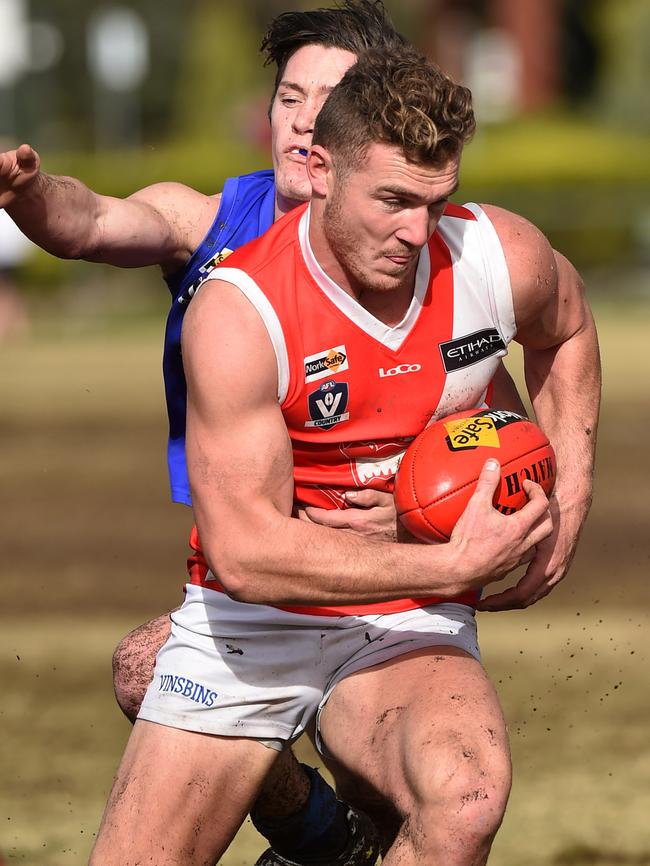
[
  {"left": 304, "top": 345, "right": 349, "bottom": 383},
  {"left": 305, "top": 380, "right": 350, "bottom": 430}
]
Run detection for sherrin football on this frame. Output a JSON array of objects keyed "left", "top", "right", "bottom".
[{"left": 394, "top": 409, "right": 556, "bottom": 543}]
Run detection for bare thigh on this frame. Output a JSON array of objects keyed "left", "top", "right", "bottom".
[
  {"left": 320, "top": 647, "right": 512, "bottom": 864},
  {"left": 112, "top": 613, "right": 312, "bottom": 817},
  {"left": 90, "top": 719, "right": 278, "bottom": 866}
]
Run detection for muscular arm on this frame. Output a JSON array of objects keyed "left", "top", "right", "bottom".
[
  {"left": 183, "top": 278, "right": 552, "bottom": 608},
  {"left": 0, "top": 143, "right": 218, "bottom": 272},
  {"left": 478, "top": 206, "right": 601, "bottom": 610}
]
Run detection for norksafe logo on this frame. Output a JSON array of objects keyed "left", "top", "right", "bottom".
[
  {"left": 158, "top": 673, "right": 218, "bottom": 707},
  {"left": 304, "top": 345, "right": 349, "bottom": 383}
]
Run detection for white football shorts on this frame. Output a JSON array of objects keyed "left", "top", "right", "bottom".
[{"left": 138, "top": 584, "right": 481, "bottom": 751}]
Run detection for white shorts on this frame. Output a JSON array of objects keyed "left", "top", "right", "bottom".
[{"left": 138, "top": 585, "right": 480, "bottom": 750}]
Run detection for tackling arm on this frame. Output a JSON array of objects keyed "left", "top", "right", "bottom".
[
  {"left": 478, "top": 206, "right": 601, "bottom": 611},
  {"left": 183, "top": 278, "right": 553, "bottom": 608},
  {"left": 0, "top": 143, "right": 218, "bottom": 271}
]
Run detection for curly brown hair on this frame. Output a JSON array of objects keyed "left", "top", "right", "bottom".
[{"left": 313, "top": 47, "right": 475, "bottom": 170}]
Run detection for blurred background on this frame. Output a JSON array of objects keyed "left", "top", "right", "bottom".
[{"left": 0, "top": 1, "right": 649, "bottom": 864}]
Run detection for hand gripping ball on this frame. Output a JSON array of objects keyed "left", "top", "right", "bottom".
[{"left": 395, "top": 409, "right": 556, "bottom": 543}]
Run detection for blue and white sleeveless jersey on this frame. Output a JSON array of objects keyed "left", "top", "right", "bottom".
[{"left": 163, "top": 168, "right": 275, "bottom": 505}]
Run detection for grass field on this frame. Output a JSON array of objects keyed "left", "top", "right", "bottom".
[{"left": 1, "top": 294, "right": 649, "bottom": 865}]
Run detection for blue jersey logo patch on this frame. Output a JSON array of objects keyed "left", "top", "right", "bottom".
[{"left": 305, "top": 380, "right": 350, "bottom": 430}]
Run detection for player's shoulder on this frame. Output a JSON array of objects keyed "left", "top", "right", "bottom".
[
  {"left": 479, "top": 203, "right": 556, "bottom": 291},
  {"left": 218, "top": 203, "right": 305, "bottom": 276},
  {"left": 480, "top": 204, "right": 552, "bottom": 260},
  {"left": 128, "top": 181, "right": 220, "bottom": 211}
]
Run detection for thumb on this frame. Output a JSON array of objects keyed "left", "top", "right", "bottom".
[
  {"left": 471, "top": 458, "right": 501, "bottom": 502},
  {"left": 16, "top": 143, "right": 39, "bottom": 173}
]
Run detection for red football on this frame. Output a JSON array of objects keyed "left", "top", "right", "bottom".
[{"left": 395, "top": 409, "right": 556, "bottom": 543}]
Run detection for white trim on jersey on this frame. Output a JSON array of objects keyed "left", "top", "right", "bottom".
[
  {"left": 204, "top": 268, "right": 290, "bottom": 404},
  {"left": 430, "top": 203, "right": 517, "bottom": 419},
  {"left": 462, "top": 203, "right": 516, "bottom": 340},
  {"left": 299, "top": 206, "right": 431, "bottom": 352}
]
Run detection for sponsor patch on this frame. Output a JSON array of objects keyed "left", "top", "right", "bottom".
[
  {"left": 304, "top": 345, "right": 349, "bottom": 383},
  {"left": 439, "top": 328, "right": 506, "bottom": 372},
  {"left": 158, "top": 673, "right": 218, "bottom": 707},
  {"left": 444, "top": 409, "right": 524, "bottom": 451},
  {"left": 306, "top": 380, "right": 350, "bottom": 429},
  {"left": 178, "top": 248, "right": 234, "bottom": 305}
]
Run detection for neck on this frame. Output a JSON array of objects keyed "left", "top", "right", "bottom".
[
  {"left": 307, "top": 202, "right": 417, "bottom": 327},
  {"left": 274, "top": 191, "right": 303, "bottom": 222}
]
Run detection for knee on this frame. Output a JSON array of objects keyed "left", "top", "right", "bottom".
[
  {"left": 112, "top": 635, "right": 144, "bottom": 723},
  {"left": 405, "top": 744, "right": 512, "bottom": 859},
  {"left": 112, "top": 615, "right": 171, "bottom": 723}
]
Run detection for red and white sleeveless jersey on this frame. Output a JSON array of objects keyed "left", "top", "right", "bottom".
[{"left": 189, "top": 200, "right": 516, "bottom": 615}]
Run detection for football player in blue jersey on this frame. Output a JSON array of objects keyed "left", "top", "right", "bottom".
[
  {"left": 0, "top": 3, "right": 526, "bottom": 865},
  {"left": 0, "top": 5, "right": 412, "bottom": 865}
]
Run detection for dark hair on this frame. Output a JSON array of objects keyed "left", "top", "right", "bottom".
[
  {"left": 313, "top": 47, "right": 476, "bottom": 170},
  {"left": 260, "top": 0, "right": 406, "bottom": 100}
]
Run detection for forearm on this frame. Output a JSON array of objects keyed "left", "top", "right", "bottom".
[
  {"left": 6, "top": 172, "right": 103, "bottom": 260},
  {"left": 200, "top": 502, "right": 461, "bottom": 607},
  {"left": 524, "top": 304, "right": 601, "bottom": 514}
]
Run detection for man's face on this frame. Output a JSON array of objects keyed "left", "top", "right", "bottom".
[
  {"left": 271, "top": 44, "right": 357, "bottom": 217},
  {"left": 318, "top": 142, "right": 461, "bottom": 297}
]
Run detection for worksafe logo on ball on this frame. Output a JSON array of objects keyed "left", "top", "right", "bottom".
[
  {"left": 439, "top": 327, "right": 506, "bottom": 372},
  {"left": 304, "top": 345, "right": 349, "bottom": 383},
  {"left": 305, "top": 380, "right": 350, "bottom": 430},
  {"left": 444, "top": 409, "right": 524, "bottom": 451}
]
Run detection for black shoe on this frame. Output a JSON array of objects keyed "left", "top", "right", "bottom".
[{"left": 253, "top": 806, "right": 380, "bottom": 866}]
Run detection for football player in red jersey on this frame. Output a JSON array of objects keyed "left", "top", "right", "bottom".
[
  {"left": 2, "top": 6, "right": 528, "bottom": 866},
  {"left": 89, "top": 46, "right": 599, "bottom": 866}
]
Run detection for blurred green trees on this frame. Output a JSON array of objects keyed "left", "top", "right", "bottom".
[{"left": 6, "top": 0, "right": 650, "bottom": 276}]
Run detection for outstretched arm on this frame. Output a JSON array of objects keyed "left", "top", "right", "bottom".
[
  {"left": 183, "top": 277, "right": 553, "bottom": 608},
  {"left": 478, "top": 207, "right": 601, "bottom": 611},
  {"left": 0, "top": 143, "right": 218, "bottom": 272}
]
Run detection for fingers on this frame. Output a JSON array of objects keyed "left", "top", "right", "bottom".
[
  {"left": 476, "top": 571, "right": 552, "bottom": 612},
  {"left": 344, "top": 488, "right": 393, "bottom": 508},
  {"left": 302, "top": 506, "right": 353, "bottom": 528}
]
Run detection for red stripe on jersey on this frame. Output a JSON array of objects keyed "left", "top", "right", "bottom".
[{"left": 442, "top": 202, "right": 477, "bottom": 220}]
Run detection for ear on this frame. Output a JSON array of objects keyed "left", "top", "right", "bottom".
[{"left": 306, "top": 144, "right": 333, "bottom": 198}]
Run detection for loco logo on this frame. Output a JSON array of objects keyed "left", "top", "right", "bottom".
[
  {"left": 379, "top": 363, "right": 421, "bottom": 378},
  {"left": 339, "top": 438, "right": 412, "bottom": 487}
]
